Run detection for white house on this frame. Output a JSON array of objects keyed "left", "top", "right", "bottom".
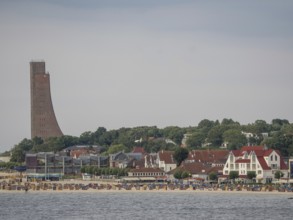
[
  {"left": 222, "top": 146, "right": 288, "bottom": 183},
  {"left": 157, "top": 150, "right": 177, "bottom": 172}
]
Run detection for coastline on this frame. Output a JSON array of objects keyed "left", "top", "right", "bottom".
[{"left": 1, "top": 174, "right": 293, "bottom": 196}]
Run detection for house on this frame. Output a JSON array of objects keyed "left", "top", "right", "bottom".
[
  {"left": 169, "top": 162, "right": 223, "bottom": 182},
  {"left": 157, "top": 150, "right": 177, "bottom": 172},
  {"left": 222, "top": 146, "right": 288, "bottom": 183},
  {"left": 25, "top": 152, "right": 108, "bottom": 175},
  {"left": 109, "top": 151, "right": 143, "bottom": 168},
  {"left": 144, "top": 153, "right": 157, "bottom": 168},
  {"left": 186, "top": 150, "right": 229, "bottom": 167}
]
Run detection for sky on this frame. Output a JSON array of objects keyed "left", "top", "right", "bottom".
[{"left": 0, "top": 0, "right": 293, "bottom": 152}]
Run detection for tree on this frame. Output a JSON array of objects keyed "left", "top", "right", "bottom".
[
  {"left": 173, "top": 147, "right": 189, "bottom": 166},
  {"left": 173, "top": 170, "right": 183, "bottom": 179},
  {"left": 207, "top": 126, "right": 223, "bottom": 146},
  {"left": 10, "top": 138, "right": 34, "bottom": 163},
  {"left": 181, "top": 171, "right": 190, "bottom": 179},
  {"left": 79, "top": 131, "right": 94, "bottom": 145},
  {"left": 274, "top": 170, "right": 284, "bottom": 180},
  {"left": 229, "top": 171, "right": 239, "bottom": 182},
  {"left": 209, "top": 172, "right": 218, "bottom": 181},
  {"left": 173, "top": 169, "right": 190, "bottom": 179},
  {"left": 162, "top": 126, "right": 185, "bottom": 145},
  {"left": 186, "top": 132, "right": 206, "bottom": 149},
  {"left": 223, "top": 129, "right": 247, "bottom": 150},
  {"left": 107, "top": 144, "right": 127, "bottom": 154},
  {"left": 247, "top": 171, "right": 256, "bottom": 180}
]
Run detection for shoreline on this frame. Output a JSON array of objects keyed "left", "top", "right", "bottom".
[
  {"left": 1, "top": 174, "right": 293, "bottom": 196},
  {"left": 1, "top": 188, "right": 293, "bottom": 195}
]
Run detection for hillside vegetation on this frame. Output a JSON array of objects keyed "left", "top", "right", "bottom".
[{"left": 8, "top": 118, "right": 293, "bottom": 162}]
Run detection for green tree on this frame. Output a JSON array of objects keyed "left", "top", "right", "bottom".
[
  {"left": 207, "top": 126, "right": 223, "bottom": 146},
  {"left": 173, "top": 147, "right": 189, "bottom": 166},
  {"left": 10, "top": 138, "right": 34, "bottom": 163},
  {"left": 163, "top": 126, "right": 185, "bottom": 145},
  {"left": 223, "top": 129, "right": 247, "bottom": 150},
  {"left": 229, "top": 171, "right": 239, "bottom": 182},
  {"left": 186, "top": 132, "right": 206, "bottom": 149},
  {"left": 209, "top": 172, "right": 218, "bottom": 181},
  {"left": 79, "top": 131, "right": 94, "bottom": 145},
  {"left": 274, "top": 170, "right": 284, "bottom": 180},
  {"left": 247, "top": 171, "right": 256, "bottom": 180},
  {"left": 173, "top": 170, "right": 183, "bottom": 179},
  {"left": 181, "top": 171, "right": 190, "bottom": 179},
  {"left": 107, "top": 144, "right": 128, "bottom": 154}
]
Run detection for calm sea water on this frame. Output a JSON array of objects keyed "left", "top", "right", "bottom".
[{"left": 0, "top": 191, "right": 292, "bottom": 220}]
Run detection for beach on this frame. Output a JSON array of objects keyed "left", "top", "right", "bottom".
[{"left": 1, "top": 174, "right": 293, "bottom": 195}]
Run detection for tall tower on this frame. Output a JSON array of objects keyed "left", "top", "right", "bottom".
[{"left": 30, "top": 61, "right": 63, "bottom": 139}]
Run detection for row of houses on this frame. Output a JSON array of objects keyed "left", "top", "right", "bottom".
[{"left": 25, "top": 145, "right": 293, "bottom": 183}]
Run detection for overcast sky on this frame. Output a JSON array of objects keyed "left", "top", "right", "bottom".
[{"left": 0, "top": 0, "right": 293, "bottom": 151}]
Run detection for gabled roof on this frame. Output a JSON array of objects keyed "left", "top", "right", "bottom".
[
  {"left": 187, "top": 150, "right": 229, "bottom": 164},
  {"left": 231, "top": 150, "right": 242, "bottom": 157},
  {"left": 280, "top": 156, "right": 288, "bottom": 170},
  {"left": 158, "top": 150, "right": 175, "bottom": 164},
  {"left": 257, "top": 157, "right": 271, "bottom": 170},
  {"left": 263, "top": 149, "right": 274, "bottom": 156},
  {"left": 241, "top": 146, "right": 265, "bottom": 151},
  {"left": 169, "top": 162, "right": 208, "bottom": 175}
]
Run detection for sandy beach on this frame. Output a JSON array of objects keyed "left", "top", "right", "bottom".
[{"left": 1, "top": 172, "right": 293, "bottom": 195}]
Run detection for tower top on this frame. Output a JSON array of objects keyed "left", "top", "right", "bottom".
[{"left": 30, "top": 61, "right": 45, "bottom": 75}]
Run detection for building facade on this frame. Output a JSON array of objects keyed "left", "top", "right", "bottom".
[
  {"left": 222, "top": 146, "right": 288, "bottom": 183},
  {"left": 30, "top": 61, "right": 63, "bottom": 139}
]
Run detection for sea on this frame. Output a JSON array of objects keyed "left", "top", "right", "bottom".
[{"left": 0, "top": 191, "right": 292, "bottom": 220}]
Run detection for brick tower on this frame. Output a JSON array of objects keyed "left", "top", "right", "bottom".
[{"left": 30, "top": 61, "right": 63, "bottom": 139}]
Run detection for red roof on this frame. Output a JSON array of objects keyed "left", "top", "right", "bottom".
[
  {"left": 235, "top": 159, "right": 250, "bottom": 163},
  {"left": 263, "top": 149, "right": 274, "bottom": 156},
  {"left": 132, "top": 147, "right": 145, "bottom": 154},
  {"left": 257, "top": 157, "right": 271, "bottom": 170},
  {"left": 280, "top": 156, "right": 288, "bottom": 170},
  {"left": 158, "top": 150, "right": 175, "bottom": 164},
  {"left": 241, "top": 146, "right": 265, "bottom": 151},
  {"left": 172, "top": 162, "right": 210, "bottom": 175},
  {"left": 187, "top": 150, "right": 229, "bottom": 164}
]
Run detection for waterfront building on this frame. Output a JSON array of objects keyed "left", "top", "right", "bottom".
[
  {"left": 25, "top": 152, "right": 108, "bottom": 176},
  {"left": 157, "top": 150, "right": 177, "bottom": 172},
  {"left": 222, "top": 146, "right": 288, "bottom": 183},
  {"left": 185, "top": 149, "right": 229, "bottom": 167}
]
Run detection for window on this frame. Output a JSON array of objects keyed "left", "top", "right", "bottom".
[
  {"left": 258, "top": 170, "right": 262, "bottom": 174},
  {"left": 275, "top": 155, "right": 277, "bottom": 161},
  {"left": 271, "top": 155, "right": 273, "bottom": 161},
  {"left": 230, "top": 155, "right": 234, "bottom": 162}
]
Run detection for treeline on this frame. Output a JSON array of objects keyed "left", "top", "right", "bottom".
[{"left": 8, "top": 118, "right": 293, "bottom": 163}]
